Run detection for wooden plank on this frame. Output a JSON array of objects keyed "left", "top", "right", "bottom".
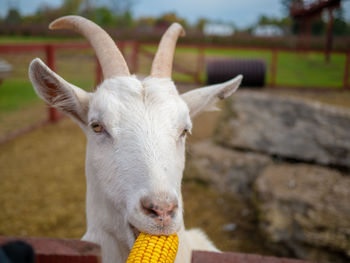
[
  {"left": 0, "top": 236, "right": 101, "bottom": 263},
  {"left": 192, "top": 251, "right": 319, "bottom": 263},
  {"left": 270, "top": 49, "right": 278, "bottom": 87}
]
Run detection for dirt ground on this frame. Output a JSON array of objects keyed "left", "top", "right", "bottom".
[
  {"left": 0, "top": 116, "right": 273, "bottom": 254},
  {"left": 0, "top": 118, "right": 86, "bottom": 238},
  {"left": 0, "top": 102, "right": 46, "bottom": 139},
  {"left": 1, "top": 88, "right": 350, "bottom": 255}
]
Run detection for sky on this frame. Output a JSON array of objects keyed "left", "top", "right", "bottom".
[{"left": 1, "top": 0, "right": 350, "bottom": 29}]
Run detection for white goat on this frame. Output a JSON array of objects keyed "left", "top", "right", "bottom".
[{"left": 28, "top": 16, "right": 242, "bottom": 263}]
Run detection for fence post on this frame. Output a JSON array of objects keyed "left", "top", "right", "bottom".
[
  {"left": 343, "top": 52, "right": 350, "bottom": 90},
  {"left": 45, "top": 44, "right": 59, "bottom": 123},
  {"left": 131, "top": 41, "right": 139, "bottom": 74},
  {"left": 270, "top": 49, "right": 278, "bottom": 87},
  {"left": 195, "top": 46, "right": 205, "bottom": 84}
]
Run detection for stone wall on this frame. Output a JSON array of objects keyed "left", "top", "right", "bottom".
[
  {"left": 187, "top": 91, "right": 350, "bottom": 263},
  {"left": 215, "top": 91, "right": 350, "bottom": 169}
]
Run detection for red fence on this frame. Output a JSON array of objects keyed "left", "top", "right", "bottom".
[
  {"left": 2, "top": 42, "right": 349, "bottom": 93},
  {"left": 0, "top": 236, "right": 101, "bottom": 263},
  {"left": 0, "top": 41, "right": 349, "bottom": 143}
]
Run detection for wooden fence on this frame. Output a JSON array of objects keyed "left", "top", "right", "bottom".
[
  {"left": 0, "top": 236, "right": 319, "bottom": 263},
  {"left": 0, "top": 41, "right": 349, "bottom": 143}
]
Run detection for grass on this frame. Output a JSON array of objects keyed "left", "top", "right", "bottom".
[
  {"left": 277, "top": 52, "right": 346, "bottom": 87},
  {"left": 0, "top": 36, "right": 81, "bottom": 43},
  {"left": 0, "top": 80, "right": 39, "bottom": 112}
]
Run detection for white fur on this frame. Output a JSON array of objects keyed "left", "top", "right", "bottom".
[{"left": 28, "top": 58, "right": 242, "bottom": 263}]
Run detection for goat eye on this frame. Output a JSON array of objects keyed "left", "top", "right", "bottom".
[
  {"left": 180, "top": 129, "right": 188, "bottom": 138},
  {"left": 91, "top": 122, "right": 103, "bottom": 133}
]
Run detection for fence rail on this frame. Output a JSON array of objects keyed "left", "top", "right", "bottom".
[
  {"left": 0, "top": 236, "right": 101, "bottom": 263},
  {"left": 0, "top": 236, "right": 318, "bottom": 263}
]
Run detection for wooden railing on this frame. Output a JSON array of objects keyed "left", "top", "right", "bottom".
[
  {"left": 0, "top": 236, "right": 319, "bottom": 263},
  {"left": 0, "top": 41, "right": 349, "bottom": 144},
  {"left": 0, "top": 236, "right": 101, "bottom": 263}
]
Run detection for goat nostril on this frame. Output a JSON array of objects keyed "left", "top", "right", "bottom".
[
  {"left": 169, "top": 205, "right": 178, "bottom": 218},
  {"left": 140, "top": 198, "right": 178, "bottom": 220},
  {"left": 142, "top": 203, "right": 159, "bottom": 218}
]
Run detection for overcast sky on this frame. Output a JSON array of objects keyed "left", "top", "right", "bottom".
[{"left": 1, "top": 0, "right": 350, "bottom": 29}]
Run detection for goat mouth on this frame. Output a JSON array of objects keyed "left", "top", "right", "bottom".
[{"left": 129, "top": 224, "right": 140, "bottom": 240}]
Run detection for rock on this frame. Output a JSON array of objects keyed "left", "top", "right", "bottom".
[
  {"left": 255, "top": 164, "right": 350, "bottom": 262},
  {"left": 222, "top": 223, "right": 237, "bottom": 232},
  {"left": 187, "top": 140, "right": 272, "bottom": 197},
  {"left": 216, "top": 91, "right": 350, "bottom": 169}
]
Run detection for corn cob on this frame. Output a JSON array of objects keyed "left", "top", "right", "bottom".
[{"left": 126, "top": 233, "right": 179, "bottom": 263}]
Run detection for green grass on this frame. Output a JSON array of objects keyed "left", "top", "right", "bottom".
[
  {"left": 0, "top": 36, "right": 80, "bottom": 43},
  {"left": 0, "top": 78, "right": 93, "bottom": 112},
  {"left": 0, "top": 80, "right": 40, "bottom": 111},
  {"left": 277, "top": 52, "right": 346, "bottom": 87}
]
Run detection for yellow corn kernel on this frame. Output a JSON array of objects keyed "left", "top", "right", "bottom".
[{"left": 126, "top": 233, "right": 179, "bottom": 263}]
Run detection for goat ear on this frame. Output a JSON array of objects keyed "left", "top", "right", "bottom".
[
  {"left": 181, "top": 75, "right": 242, "bottom": 118},
  {"left": 28, "top": 58, "right": 90, "bottom": 125}
]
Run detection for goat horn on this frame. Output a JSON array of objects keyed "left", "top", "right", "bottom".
[
  {"left": 50, "top": 15, "right": 130, "bottom": 79},
  {"left": 151, "top": 23, "right": 185, "bottom": 78}
]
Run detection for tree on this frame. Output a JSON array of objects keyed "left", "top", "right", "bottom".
[
  {"left": 333, "top": 8, "right": 349, "bottom": 36},
  {"left": 92, "top": 7, "right": 114, "bottom": 26},
  {"left": 109, "top": 0, "right": 138, "bottom": 15},
  {"left": 281, "top": 0, "right": 294, "bottom": 14},
  {"left": 107, "top": 0, "right": 137, "bottom": 28},
  {"left": 114, "top": 10, "right": 134, "bottom": 28},
  {"left": 195, "top": 18, "right": 208, "bottom": 32},
  {"left": 255, "top": 15, "right": 292, "bottom": 34},
  {"left": 258, "top": 15, "right": 271, "bottom": 25},
  {"left": 62, "top": 0, "right": 82, "bottom": 15},
  {"left": 155, "top": 12, "right": 188, "bottom": 28},
  {"left": 80, "top": 0, "right": 94, "bottom": 19},
  {"left": 311, "top": 17, "right": 325, "bottom": 35},
  {"left": 4, "top": 8, "right": 21, "bottom": 25},
  {"left": 136, "top": 16, "right": 156, "bottom": 27}
]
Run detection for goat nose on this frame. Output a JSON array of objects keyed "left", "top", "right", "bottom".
[{"left": 140, "top": 196, "right": 178, "bottom": 223}]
